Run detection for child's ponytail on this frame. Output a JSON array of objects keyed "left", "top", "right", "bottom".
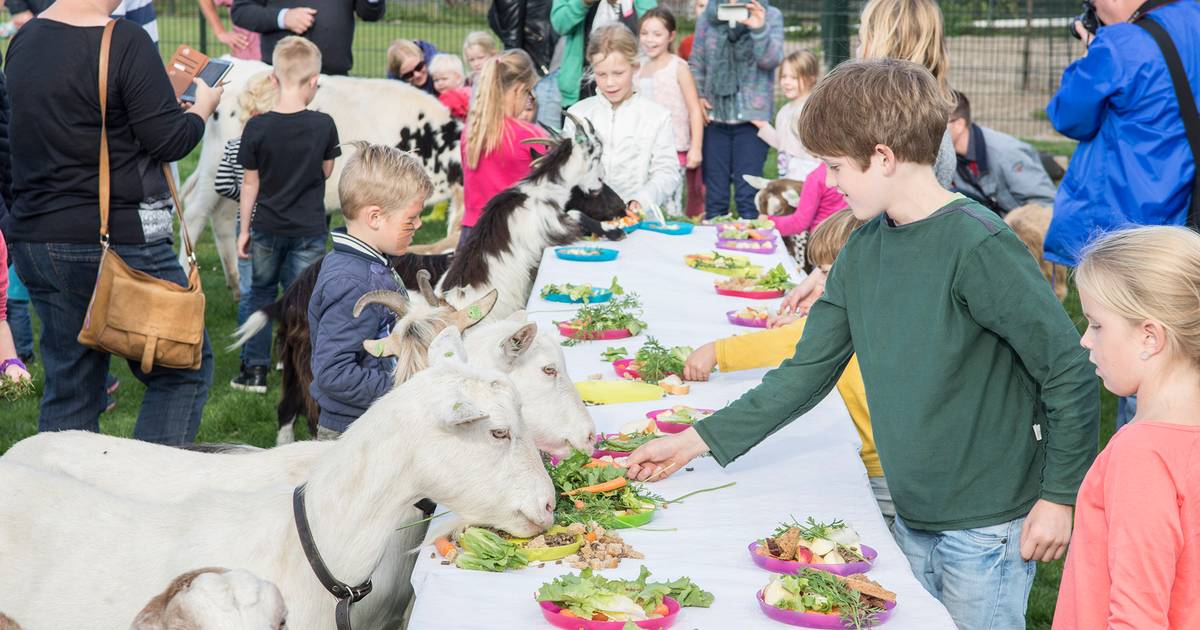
[{"left": 465, "top": 50, "right": 537, "bottom": 169}]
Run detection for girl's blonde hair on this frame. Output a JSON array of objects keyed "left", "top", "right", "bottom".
[
  {"left": 463, "top": 31, "right": 499, "bottom": 57},
  {"left": 465, "top": 49, "right": 538, "bottom": 169},
  {"left": 780, "top": 50, "right": 821, "bottom": 92},
  {"left": 807, "top": 209, "right": 865, "bottom": 268},
  {"left": 1076, "top": 226, "right": 1200, "bottom": 369},
  {"left": 238, "top": 72, "right": 278, "bottom": 125},
  {"left": 858, "top": 0, "right": 953, "bottom": 101},
  {"left": 587, "top": 24, "right": 639, "bottom": 66}
]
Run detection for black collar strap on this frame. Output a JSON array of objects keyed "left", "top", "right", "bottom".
[{"left": 293, "top": 484, "right": 373, "bottom": 630}]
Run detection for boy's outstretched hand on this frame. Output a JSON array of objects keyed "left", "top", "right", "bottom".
[
  {"left": 624, "top": 428, "right": 711, "bottom": 481},
  {"left": 1019, "top": 499, "right": 1074, "bottom": 562}
]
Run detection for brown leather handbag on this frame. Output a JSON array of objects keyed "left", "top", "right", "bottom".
[{"left": 77, "top": 21, "right": 206, "bottom": 374}]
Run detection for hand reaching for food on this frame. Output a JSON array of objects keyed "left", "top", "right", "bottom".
[
  {"left": 625, "top": 428, "right": 710, "bottom": 481},
  {"left": 683, "top": 343, "right": 718, "bottom": 381}
]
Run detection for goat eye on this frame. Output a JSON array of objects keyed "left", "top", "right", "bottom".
[
  {"left": 542, "top": 365, "right": 558, "bottom": 377},
  {"left": 491, "top": 428, "right": 511, "bottom": 440}
]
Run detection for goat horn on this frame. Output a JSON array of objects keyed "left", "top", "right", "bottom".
[
  {"left": 584, "top": 117, "right": 596, "bottom": 136},
  {"left": 448, "top": 289, "right": 499, "bottom": 331},
  {"left": 563, "top": 112, "right": 588, "bottom": 143},
  {"left": 415, "top": 270, "right": 447, "bottom": 307},
  {"left": 520, "top": 138, "right": 560, "bottom": 147},
  {"left": 353, "top": 290, "right": 409, "bottom": 318}
]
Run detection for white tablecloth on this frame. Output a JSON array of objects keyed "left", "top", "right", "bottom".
[{"left": 410, "top": 228, "right": 956, "bottom": 629}]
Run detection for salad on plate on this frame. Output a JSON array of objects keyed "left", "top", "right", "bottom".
[
  {"left": 536, "top": 566, "right": 713, "bottom": 623},
  {"left": 758, "top": 518, "right": 868, "bottom": 565},
  {"left": 760, "top": 569, "right": 896, "bottom": 629}
]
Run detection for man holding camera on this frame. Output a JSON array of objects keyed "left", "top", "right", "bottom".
[{"left": 1045, "top": 0, "right": 1199, "bottom": 268}]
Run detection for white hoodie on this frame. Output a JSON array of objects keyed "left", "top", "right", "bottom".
[{"left": 564, "top": 93, "right": 681, "bottom": 213}]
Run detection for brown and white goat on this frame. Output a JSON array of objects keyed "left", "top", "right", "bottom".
[
  {"left": 131, "top": 568, "right": 286, "bottom": 630},
  {"left": 1005, "top": 204, "right": 1068, "bottom": 301},
  {"left": 744, "top": 174, "right": 806, "bottom": 266}
]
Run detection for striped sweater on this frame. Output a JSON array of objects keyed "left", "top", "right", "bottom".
[{"left": 214, "top": 136, "right": 243, "bottom": 201}]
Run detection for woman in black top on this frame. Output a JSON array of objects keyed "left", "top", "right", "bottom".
[{"left": 5, "top": 0, "right": 223, "bottom": 444}]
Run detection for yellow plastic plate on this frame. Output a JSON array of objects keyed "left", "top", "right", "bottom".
[{"left": 575, "top": 381, "right": 666, "bottom": 405}]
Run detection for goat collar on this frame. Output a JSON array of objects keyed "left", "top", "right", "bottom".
[{"left": 293, "top": 484, "right": 373, "bottom": 630}]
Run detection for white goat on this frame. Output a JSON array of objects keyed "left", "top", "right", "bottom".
[
  {"left": 0, "top": 329, "right": 555, "bottom": 630},
  {"left": 180, "top": 60, "right": 465, "bottom": 293},
  {"left": 131, "top": 568, "right": 286, "bottom": 630}
]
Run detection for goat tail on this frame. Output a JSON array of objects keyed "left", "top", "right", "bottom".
[{"left": 227, "top": 311, "right": 270, "bottom": 351}]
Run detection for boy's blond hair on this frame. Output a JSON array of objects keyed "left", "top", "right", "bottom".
[
  {"left": 429, "top": 53, "right": 466, "bottom": 80},
  {"left": 237, "top": 72, "right": 278, "bottom": 125},
  {"left": 272, "top": 36, "right": 322, "bottom": 87},
  {"left": 1077, "top": 226, "right": 1200, "bottom": 370},
  {"left": 858, "top": 0, "right": 953, "bottom": 100},
  {"left": 338, "top": 142, "right": 434, "bottom": 219},
  {"left": 807, "top": 209, "right": 865, "bottom": 267},
  {"left": 798, "top": 59, "right": 950, "bottom": 170},
  {"left": 387, "top": 40, "right": 423, "bottom": 79},
  {"left": 780, "top": 50, "right": 821, "bottom": 92},
  {"left": 586, "top": 24, "right": 639, "bottom": 67}
]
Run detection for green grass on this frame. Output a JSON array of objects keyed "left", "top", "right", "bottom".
[{"left": 0, "top": 146, "right": 1113, "bottom": 630}]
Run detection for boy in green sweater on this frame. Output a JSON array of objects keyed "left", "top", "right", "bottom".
[{"left": 625, "top": 60, "right": 1098, "bottom": 629}]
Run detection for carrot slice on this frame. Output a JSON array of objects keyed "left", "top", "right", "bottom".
[
  {"left": 652, "top": 602, "right": 670, "bottom": 617},
  {"left": 562, "top": 477, "right": 628, "bottom": 496}
]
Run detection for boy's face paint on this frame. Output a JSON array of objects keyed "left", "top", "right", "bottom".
[
  {"left": 377, "top": 198, "right": 425, "bottom": 256},
  {"left": 1079, "top": 289, "right": 1146, "bottom": 398}
]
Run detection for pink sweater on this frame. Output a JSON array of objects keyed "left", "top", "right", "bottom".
[
  {"left": 1054, "top": 422, "right": 1200, "bottom": 630},
  {"left": 0, "top": 231, "right": 8, "bottom": 321},
  {"left": 460, "top": 118, "right": 546, "bottom": 228},
  {"left": 767, "top": 163, "right": 847, "bottom": 237}
]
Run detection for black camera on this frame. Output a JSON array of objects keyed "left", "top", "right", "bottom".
[{"left": 1069, "top": 1, "right": 1103, "bottom": 39}]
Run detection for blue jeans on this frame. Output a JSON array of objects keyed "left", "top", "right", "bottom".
[
  {"left": 234, "top": 222, "right": 253, "bottom": 327},
  {"left": 1116, "top": 395, "right": 1137, "bottom": 430},
  {"left": 702, "top": 121, "right": 769, "bottom": 219},
  {"left": 239, "top": 230, "right": 326, "bottom": 368},
  {"left": 892, "top": 516, "right": 1035, "bottom": 630},
  {"left": 10, "top": 240, "right": 214, "bottom": 444},
  {"left": 534, "top": 69, "right": 562, "bottom": 131}
]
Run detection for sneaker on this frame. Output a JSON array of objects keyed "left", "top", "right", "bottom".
[{"left": 230, "top": 365, "right": 268, "bottom": 394}]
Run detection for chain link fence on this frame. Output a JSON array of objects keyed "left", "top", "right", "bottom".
[{"left": 1, "top": 0, "right": 1085, "bottom": 139}]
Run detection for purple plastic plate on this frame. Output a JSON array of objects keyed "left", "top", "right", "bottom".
[
  {"left": 756, "top": 589, "right": 894, "bottom": 628},
  {"left": 727, "top": 310, "right": 769, "bottom": 328},
  {"left": 540, "top": 596, "right": 680, "bottom": 629},
  {"left": 748, "top": 541, "right": 878, "bottom": 575},
  {"left": 715, "top": 237, "right": 782, "bottom": 254},
  {"left": 717, "top": 228, "right": 777, "bottom": 241}
]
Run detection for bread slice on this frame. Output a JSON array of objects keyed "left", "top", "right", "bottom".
[{"left": 838, "top": 573, "right": 897, "bottom": 604}]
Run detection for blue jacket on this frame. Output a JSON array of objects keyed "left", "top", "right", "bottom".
[
  {"left": 309, "top": 229, "right": 404, "bottom": 432},
  {"left": 1045, "top": 0, "right": 1200, "bottom": 265}
]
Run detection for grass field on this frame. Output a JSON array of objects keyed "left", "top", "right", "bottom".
[{"left": 0, "top": 142, "right": 1110, "bottom": 629}]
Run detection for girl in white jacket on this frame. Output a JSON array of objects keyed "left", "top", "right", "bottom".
[{"left": 564, "top": 24, "right": 681, "bottom": 216}]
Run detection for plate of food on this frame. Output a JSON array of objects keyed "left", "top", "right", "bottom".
[
  {"left": 542, "top": 284, "right": 615, "bottom": 304},
  {"left": 717, "top": 238, "right": 778, "bottom": 255},
  {"left": 718, "top": 227, "right": 777, "bottom": 242},
  {"left": 437, "top": 526, "right": 584, "bottom": 572},
  {"left": 559, "top": 322, "right": 634, "bottom": 340},
  {"left": 701, "top": 217, "right": 776, "bottom": 230},
  {"left": 728, "top": 307, "right": 770, "bottom": 328},
  {"left": 750, "top": 518, "right": 876, "bottom": 575},
  {"left": 647, "top": 406, "right": 716, "bottom": 433},
  {"left": 637, "top": 221, "right": 695, "bottom": 236},
  {"left": 714, "top": 264, "right": 796, "bottom": 298},
  {"left": 593, "top": 431, "right": 661, "bottom": 458},
  {"left": 610, "top": 504, "right": 657, "bottom": 529},
  {"left": 556, "top": 247, "right": 620, "bottom": 262},
  {"left": 536, "top": 565, "right": 713, "bottom": 629},
  {"left": 757, "top": 569, "right": 896, "bottom": 629},
  {"left": 684, "top": 251, "right": 763, "bottom": 277},
  {"left": 549, "top": 451, "right": 662, "bottom": 532},
  {"left": 605, "top": 339, "right": 689, "bottom": 383},
  {"left": 558, "top": 295, "right": 646, "bottom": 342}
]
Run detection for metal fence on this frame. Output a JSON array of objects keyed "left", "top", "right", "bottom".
[{"left": 2, "top": 0, "right": 1086, "bottom": 139}]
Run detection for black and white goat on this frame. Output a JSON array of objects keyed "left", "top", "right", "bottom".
[{"left": 435, "top": 114, "right": 625, "bottom": 318}]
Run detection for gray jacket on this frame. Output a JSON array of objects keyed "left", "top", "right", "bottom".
[{"left": 952, "top": 124, "right": 1056, "bottom": 214}]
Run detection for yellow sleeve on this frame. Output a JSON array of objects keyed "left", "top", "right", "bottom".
[{"left": 715, "top": 320, "right": 807, "bottom": 373}]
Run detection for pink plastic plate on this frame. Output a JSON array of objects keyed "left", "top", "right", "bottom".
[
  {"left": 756, "top": 589, "right": 894, "bottom": 628},
  {"left": 612, "top": 358, "right": 641, "bottom": 380},
  {"left": 592, "top": 432, "right": 635, "bottom": 458},
  {"left": 717, "top": 239, "right": 778, "bottom": 255},
  {"left": 558, "top": 322, "right": 633, "bottom": 341},
  {"left": 539, "top": 596, "right": 680, "bottom": 630},
  {"left": 715, "top": 286, "right": 786, "bottom": 299},
  {"left": 748, "top": 541, "right": 878, "bottom": 576},
  {"left": 646, "top": 408, "right": 716, "bottom": 434},
  {"left": 727, "top": 310, "right": 769, "bottom": 328}
]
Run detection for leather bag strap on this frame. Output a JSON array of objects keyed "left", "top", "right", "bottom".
[{"left": 98, "top": 20, "right": 116, "bottom": 242}]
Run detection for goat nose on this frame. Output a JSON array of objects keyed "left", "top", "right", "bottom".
[{"left": 544, "top": 501, "right": 555, "bottom": 515}]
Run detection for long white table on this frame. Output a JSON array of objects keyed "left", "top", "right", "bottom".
[{"left": 410, "top": 227, "right": 956, "bottom": 629}]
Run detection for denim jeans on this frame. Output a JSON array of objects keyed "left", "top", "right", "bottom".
[
  {"left": 239, "top": 230, "right": 326, "bottom": 368},
  {"left": 1115, "top": 395, "right": 1137, "bottom": 430},
  {"left": 702, "top": 121, "right": 769, "bottom": 219},
  {"left": 534, "top": 69, "right": 563, "bottom": 131},
  {"left": 234, "top": 222, "right": 253, "bottom": 327},
  {"left": 10, "top": 240, "right": 214, "bottom": 444},
  {"left": 892, "top": 516, "right": 1035, "bottom": 630}
]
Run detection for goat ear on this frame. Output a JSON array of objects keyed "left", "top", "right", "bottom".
[
  {"left": 502, "top": 323, "right": 538, "bottom": 361},
  {"left": 131, "top": 568, "right": 226, "bottom": 630},
  {"left": 428, "top": 327, "right": 469, "bottom": 366},
  {"left": 442, "top": 399, "right": 490, "bottom": 429},
  {"left": 742, "top": 175, "right": 771, "bottom": 190},
  {"left": 449, "top": 289, "right": 499, "bottom": 331},
  {"left": 781, "top": 189, "right": 801, "bottom": 207},
  {"left": 362, "top": 337, "right": 399, "bottom": 358}
]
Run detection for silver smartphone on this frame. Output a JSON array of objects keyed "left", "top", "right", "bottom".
[{"left": 716, "top": 2, "right": 749, "bottom": 22}]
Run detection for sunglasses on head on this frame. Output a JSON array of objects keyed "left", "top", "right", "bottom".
[{"left": 400, "top": 60, "right": 426, "bottom": 82}]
